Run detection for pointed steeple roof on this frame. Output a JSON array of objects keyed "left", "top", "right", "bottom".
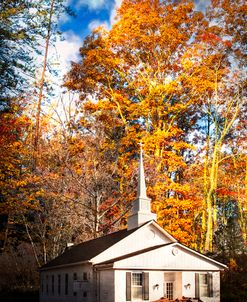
[
  {"left": 137, "top": 143, "right": 147, "bottom": 199},
  {"left": 127, "top": 143, "right": 157, "bottom": 230}
]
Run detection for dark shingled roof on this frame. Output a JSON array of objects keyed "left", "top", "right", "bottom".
[{"left": 40, "top": 227, "right": 138, "bottom": 270}]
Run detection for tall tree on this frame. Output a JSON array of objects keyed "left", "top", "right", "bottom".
[
  {"left": 181, "top": 0, "right": 247, "bottom": 252},
  {"left": 65, "top": 0, "right": 207, "bottom": 245},
  {"left": 33, "top": 0, "right": 70, "bottom": 164},
  {"left": 0, "top": 0, "right": 32, "bottom": 107}
]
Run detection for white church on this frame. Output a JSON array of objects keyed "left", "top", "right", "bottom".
[{"left": 39, "top": 149, "right": 226, "bottom": 302}]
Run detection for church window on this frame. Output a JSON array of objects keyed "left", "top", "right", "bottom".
[
  {"left": 46, "top": 275, "right": 49, "bottom": 294},
  {"left": 132, "top": 273, "right": 143, "bottom": 286},
  {"left": 58, "top": 275, "right": 61, "bottom": 295},
  {"left": 195, "top": 273, "right": 213, "bottom": 298},
  {"left": 83, "top": 272, "right": 88, "bottom": 281},
  {"left": 73, "top": 272, "right": 77, "bottom": 296},
  {"left": 51, "top": 275, "right": 54, "bottom": 295},
  {"left": 41, "top": 277, "right": 44, "bottom": 294},
  {"left": 126, "top": 272, "right": 149, "bottom": 301},
  {"left": 132, "top": 273, "right": 143, "bottom": 300},
  {"left": 65, "top": 273, "right": 69, "bottom": 295}
]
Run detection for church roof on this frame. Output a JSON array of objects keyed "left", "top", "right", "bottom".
[{"left": 40, "top": 225, "right": 143, "bottom": 270}]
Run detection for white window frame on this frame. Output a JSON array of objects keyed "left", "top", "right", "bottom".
[
  {"left": 195, "top": 272, "right": 213, "bottom": 298},
  {"left": 132, "top": 272, "right": 143, "bottom": 300}
]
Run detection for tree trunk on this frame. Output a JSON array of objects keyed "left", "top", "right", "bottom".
[{"left": 33, "top": 0, "right": 55, "bottom": 169}]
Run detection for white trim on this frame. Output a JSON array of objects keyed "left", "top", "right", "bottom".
[{"left": 146, "top": 220, "right": 177, "bottom": 243}]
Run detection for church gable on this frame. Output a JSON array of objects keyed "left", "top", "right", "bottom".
[
  {"left": 91, "top": 221, "right": 176, "bottom": 264},
  {"left": 106, "top": 243, "right": 226, "bottom": 271}
]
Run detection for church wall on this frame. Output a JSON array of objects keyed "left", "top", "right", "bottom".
[
  {"left": 181, "top": 271, "right": 195, "bottom": 298},
  {"left": 182, "top": 271, "right": 220, "bottom": 302},
  {"left": 114, "top": 270, "right": 183, "bottom": 302},
  {"left": 113, "top": 269, "right": 220, "bottom": 302},
  {"left": 40, "top": 263, "right": 94, "bottom": 302},
  {"left": 40, "top": 266, "right": 220, "bottom": 302},
  {"left": 114, "top": 270, "right": 164, "bottom": 302},
  {"left": 97, "top": 270, "right": 115, "bottom": 302}
]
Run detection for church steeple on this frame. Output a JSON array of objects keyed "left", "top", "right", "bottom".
[
  {"left": 127, "top": 144, "right": 157, "bottom": 230},
  {"left": 137, "top": 145, "right": 148, "bottom": 199}
]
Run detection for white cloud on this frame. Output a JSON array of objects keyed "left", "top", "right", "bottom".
[
  {"left": 75, "top": 0, "right": 106, "bottom": 10},
  {"left": 195, "top": 0, "right": 210, "bottom": 12},
  {"left": 54, "top": 31, "right": 83, "bottom": 73},
  {"left": 40, "top": 31, "right": 82, "bottom": 125},
  {"left": 59, "top": 11, "right": 71, "bottom": 25},
  {"left": 110, "top": 0, "right": 122, "bottom": 25},
  {"left": 88, "top": 19, "right": 109, "bottom": 31}
]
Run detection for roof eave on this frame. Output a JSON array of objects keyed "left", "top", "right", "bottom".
[
  {"left": 149, "top": 220, "right": 177, "bottom": 243},
  {"left": 39, "top": 260, "right": 91, "bottom": 271}
]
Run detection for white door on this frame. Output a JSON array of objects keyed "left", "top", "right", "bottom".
[{"left": 164, "top": 272, "right": 176, "bottom": 300}]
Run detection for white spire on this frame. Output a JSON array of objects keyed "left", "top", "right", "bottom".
[
  {"left": 137, "top": 143, "right": 148, "bottom": 199},
  {"left": 127, "top": 142, "right": 157, "bottom": 230}
]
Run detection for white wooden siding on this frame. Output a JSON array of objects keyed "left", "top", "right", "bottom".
[{"left": 112, "top": 245, "right": 223, "bottom": 271}]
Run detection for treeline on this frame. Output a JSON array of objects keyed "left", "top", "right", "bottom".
[{"left": 0, "top": 1, "right": 246, "bottom": 301}]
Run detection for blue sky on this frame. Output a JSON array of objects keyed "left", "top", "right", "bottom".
[
  {"left": 54, "top": 0, "right": 121, "bottom": 73},
  {"left": 59, "top": 0, "right": 207, "bottom": 37},
  {"left": 60, "top": 0, "right": 118, "bottom": 37},
  {"left": 59, "top": 0, "right": 124, "bottom": 42}
]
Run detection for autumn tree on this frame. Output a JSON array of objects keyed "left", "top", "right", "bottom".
[
  {"left": 65, "top": 0, "right": 210, "bottom": 246},
  {"left": 0, "top": 2, "right": 74, "bottom": 289},
  {"left": 0, "top": 97, "right": 34, "bottom": 248},
  {"left": 180, "top": 0, "right": 247, "bottom": 252}
]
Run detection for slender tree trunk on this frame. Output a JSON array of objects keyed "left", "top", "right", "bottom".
[
  {"left": 205, "top": 142, "right": 220, "bottom": 252},
  {"left": 93, "top": 194, "right": 100, "bottom": 238},
  {"left": 2, "top": 214, "right": 9, "bottom": 252},
  {"left": 43, "top": 241, "right": 47, "bottom": 264},
  {"left": 33, "top": 0, "right": 55, "bottom": 168},
  {"left": 23, "top": 216, "right": 41, "bottom": 267},
  {"left": 237, "top": 161, "right": 247, "bottom": 243}
]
